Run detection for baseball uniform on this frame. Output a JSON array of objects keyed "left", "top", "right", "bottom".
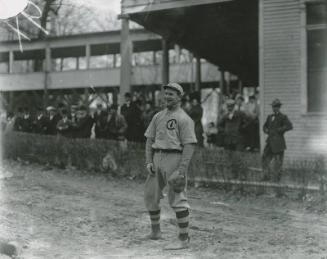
[{"left": 144, "top": 107, "right": 197, "bottom": 211}]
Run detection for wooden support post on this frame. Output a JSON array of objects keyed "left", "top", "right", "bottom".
[
  {"left": 7, "top": 52, "right": 15, "bottom": 111},
  {"left": 153, "top": 51, "right": 157, "bottom": 64},
  {"left": 175, "top": 44, "right": 181, "bottom": 63},
  {"left": 190, "top": 53, "right": 194, "bottom": 92},
  {"left": 9, "top": 51, "right": 14, "bottom": 73},
  {"left": 162, "top": 38, "right": 169, "bottom": 86},
  {"left": 220, "top": 69, "right": 225, "bottom": 96},
  {"left": 195, "top": 56, "right": 201, "bottom": 92},
  {"left": 9, "top": 92, "right": 14, "bottom": 111},
  {"left": 113, "top": 88, "right": 118, "bottom": 105},
  {"left": 119, "top": 15, "right": 132, "bottom": 105},
  {"left": 45, "top": 47, "right": 51, "bottom": 72},
  {"left": 76, "top": 57, "right": 80, "bottom": 70},
  {"left": 113, "top": 54, "right": 116, "bottom": 68},
  {"left": 44, "top": 47, "right": 51, "bottom": 108},
  {"left": 60, "top": 58, "right": 64, "bottom": 71},
  {"left": 86, "top": 44, "right": 91, "bottom": 69},
  {"left": 238, "top": 79, "right": 243, "bottom": 95},
  {"left": 225, "top": 71, "right": 231, "bottom": 96},
  {"left": 84, "top": 88, "right": 89, "bottom": 105}
]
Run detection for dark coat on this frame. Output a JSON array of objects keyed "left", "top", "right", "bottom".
[
  {"left": 263, "top": 112, "right": 293, "bottom": 153},
  {"left": 72, "top": 115, "right": 94, "bottom": 139},
  {"left": 189, "top": 104, "right": 204, "bottom": 146},
  {"left": 21, "top": 116, "right": 34, "bottom": 133},
  {"left": 46, "top": 114, "right": 62, "bottom": 135},
  {"left": 142, "top": 109, "right": 156, "bottom": 129},
  {"left": 33, "top": 115, "right": 49, "bottom": 134},
  {"left": 13, "top": 116, "right": 24, "bottom": 132},
  {"left": 218, "top": 111, "right": 248, "bottom": 148},
  {"left": 105, "top": 113, "right": 127, "bottom": 141},
  {"left": 56, "top": 117, "right": 73, "bottom": 138},
  {"left": 121, "top": 102, "right": 144, "bottom": 142},
  {"left": 93, "top": 110, "right": 108, "bottom": 139}
]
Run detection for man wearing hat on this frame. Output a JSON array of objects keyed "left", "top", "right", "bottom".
[
  {"left": 33, "top": 107, "right": 48, "bottom": 134},
  {"left": 121, "top": 92, "right": 143, "bottom": 143},
  {"left": 218, "top": 99, "right": 248, "bottom": 152},
  {"left": 71, "top": 105, "right": 94, "bottom": 138},
  {"left": 20, "top": 107, "right": 34, "bottom": 133},
  {"left": 93, "top": 103, "right": 108, "bottom": 139},
  {"left": 46, "top": 106, "right": 61, "bottom": 135},
  {"left": 13, "top": 107, "right": 24, "bottom": 132},
  {"left": 105, "top": 104, "right": 127, "bottom": 141},
  {"left": 262, "top": 99, "right": 293, "bottom": 192},
  {"left": 144, "top": 82, "right": 197, "bottom": 249}
]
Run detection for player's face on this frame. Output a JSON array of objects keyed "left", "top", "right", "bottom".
[{"left": 164, "top": 89, "right": 181, "bottom": 109}]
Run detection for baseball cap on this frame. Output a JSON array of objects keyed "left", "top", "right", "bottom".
[{"left": 163, "top": 83, "right": 184, "bottom": 96}]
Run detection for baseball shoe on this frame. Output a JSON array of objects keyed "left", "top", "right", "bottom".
[
  {"left": 163, "top": 237, "right": 190, "bottom": 250},
  {"left": 145, "top": 231, "right": 162, "bottom": 240}
]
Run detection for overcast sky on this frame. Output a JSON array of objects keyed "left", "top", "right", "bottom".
[{"left": 76, "top": 0, "right": 121, "bottom": 13}]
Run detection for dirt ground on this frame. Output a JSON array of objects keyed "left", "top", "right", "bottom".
[{"left": 0, "top": 159, "right": 327, "bottom": 259}]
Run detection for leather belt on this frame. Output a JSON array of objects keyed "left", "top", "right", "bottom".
[{"left": 154, "top": 149, "right": 182, "bottom": 153}]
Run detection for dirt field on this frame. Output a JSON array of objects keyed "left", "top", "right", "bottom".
[{"left": 0, "top": 159, "right": 327, "bottom": 259}]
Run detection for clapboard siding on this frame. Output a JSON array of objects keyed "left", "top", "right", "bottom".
[{"left": 262, "top": 0, "right": 327, "bottom": 160}]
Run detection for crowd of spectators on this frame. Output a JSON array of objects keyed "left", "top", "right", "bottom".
[
  {"left": 0, "top": 90, "right": 260, "bottom": 152},
  {"left": 0, "top": 92, "right": 159, "bottom": 144},
  {"left": 205, "top": 92, "right": 260, "bottom": 152}
]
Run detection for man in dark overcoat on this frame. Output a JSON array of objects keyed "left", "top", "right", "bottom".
[
  {"left": 45, "top": 106, "right": 61, "bottom": 135},
  {"left": 262, "top": 99, "right": 293, "bottom": 185},
  {"left": 93, "top": 103, "right": 108, "bottom": 139},
  {"left": 71, "top": 105, "right": 94, "bottom": 139},
  {"left": 189, "top": 96, "right": 204, "bottom": 147},
  {"left": 218, "top": 99, "right": 248, "bottom": 151},
  {"left": 218, "top": 99, "right": 249, "bottom": 179},
  {"left": 120, "top": 92, "right": 143, "bottom": 143},
  {"left": 21, "top": 107, "right": 34, "bottom": 133},
  {"left": 13, "top": 107, "right": 24, "bottom": 132},
  {"left": 33, "top": 107, "right": 49, "bottom": 134},
  {"left": 56, "top": 109, "right": 73, "bottom": 138}
]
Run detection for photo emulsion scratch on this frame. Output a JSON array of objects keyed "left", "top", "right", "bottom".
[{"left": 0, "top": 0, "right": 49, "bottom": 52}]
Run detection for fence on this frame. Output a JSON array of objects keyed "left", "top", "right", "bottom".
[{"left": 1, "top": 132, "right": 326, "bottom": 197}]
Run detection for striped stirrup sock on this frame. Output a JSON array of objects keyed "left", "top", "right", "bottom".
[
  {"left": 149, "top": 210, "right": 160, "bottom": 228},
  {"left": 175, "top": 208, "right": 189, "bottom": 241}
]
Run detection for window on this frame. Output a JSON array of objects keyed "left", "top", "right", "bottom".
[
  {"left": 90, "top": 55, "right": 110, "bottom": 69},
  {"left": 0, "top": 62, "right": 8, "bottom": 73},
  {"left": 306, "top": 2, "right": 327, "bottom": 112},
  {"left": 133, "top": 51, "right": 154, "bottom": 66}
]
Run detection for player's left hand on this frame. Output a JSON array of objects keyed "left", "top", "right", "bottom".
[{"left": 168, "top": 170, "right": 186, "bottom": 193}]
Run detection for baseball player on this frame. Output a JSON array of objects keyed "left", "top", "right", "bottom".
[{"left": 144, "top": 83, "right": 197, "bottom": 250}]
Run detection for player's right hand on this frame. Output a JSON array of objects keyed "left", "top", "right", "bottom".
[{"left": 146, "top": 163, "right": 155, "bottom": 176}]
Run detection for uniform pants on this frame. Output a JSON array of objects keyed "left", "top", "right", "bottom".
[
  {"left": 144, "top": 151, "right": 190, "bottom": 211},
  {"left": 262, "top": 143, "right": 284, "bottom": 182}
]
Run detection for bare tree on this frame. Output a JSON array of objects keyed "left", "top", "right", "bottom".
[
  {"left": 35, "top": 0, "right": 63, "bottom": 39},
  {"left": 55, "top": 4, "right": 121, "bottom": 35}
]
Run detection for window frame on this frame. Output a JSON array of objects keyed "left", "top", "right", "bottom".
[{"left": 301, "top": 0, "right": 327, "bottom": 115}]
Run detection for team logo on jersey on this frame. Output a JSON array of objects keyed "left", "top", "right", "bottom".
[{"left": 166, "top": 119, "right": 177, "bottom": 130}]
